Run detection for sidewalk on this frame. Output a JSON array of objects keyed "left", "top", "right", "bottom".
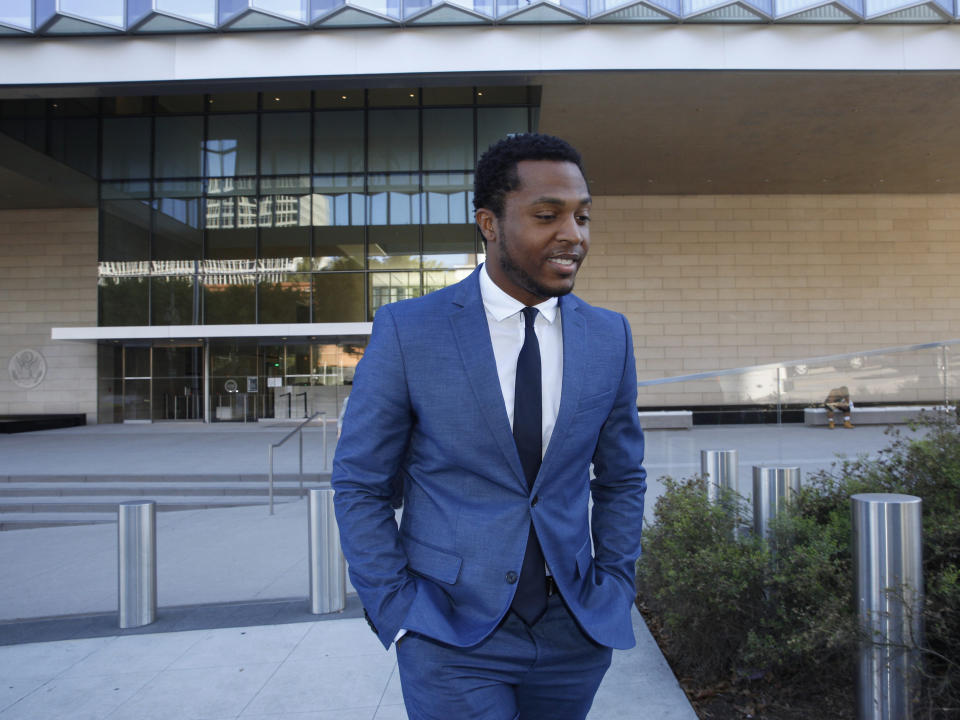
[{"left": 0, "top": 421, "right": 914, "bottom": 719}]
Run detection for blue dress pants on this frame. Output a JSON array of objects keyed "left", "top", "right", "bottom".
[{"left": 396, "top": 593, "right": 613, "bottom": 720}]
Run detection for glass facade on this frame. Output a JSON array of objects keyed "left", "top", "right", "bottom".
[
  {"left": 85, "top": 87, "right": 535, "bottom": 327},
  {"left": 0, "top": 86, "right": 535, "bottom": 422}
]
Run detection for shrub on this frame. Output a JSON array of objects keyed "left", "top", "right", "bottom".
[{"left": 637, "top": 414, "right": 960, "bottom": 717}]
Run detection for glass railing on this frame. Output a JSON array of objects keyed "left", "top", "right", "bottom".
[{"left": 637, "top": 339, "right": 959, "bottom": 422}]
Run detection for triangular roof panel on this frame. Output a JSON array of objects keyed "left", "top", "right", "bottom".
[
  {"left": 685, "top": 1, "right": 768, "bottom": 19},
  {"left": 499, "top": 1, "right": 585, "bottom": 22},
  {"left": 40, "top": 15, "right": 124, "bottom": 34},
  {"left": 224, "top": 10, "right": 306, "bottom": 29},
  {"left": 0, "top": 23, "right": 32, "bottom": 35},
  {"left": 131, "top": 14, "right": 214, "bottom": 32},
  {"left": 406, "top": 2, "right": 492, "bottom": 23},
  {"left": 592, "top": 0, "right": 679, "bottom": 21},
  {"left": 866, "top": 1, "right": 950, "bottom": 20},
  {"left": 777, "top": 1, "right": 861, "bottom": 20},
  {"left": 315, "top": 5, "right": 401, "bottom": 26}
]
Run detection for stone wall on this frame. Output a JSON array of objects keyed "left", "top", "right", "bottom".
[
  {"left": 578, "top": 195, "right": 960, "bottom": 407},
  {"left": 0, "top": 208, "right": 98, "bottom": 422}
]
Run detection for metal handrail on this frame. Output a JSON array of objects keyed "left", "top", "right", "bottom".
[{"left": 267, "top": 410, "right": 328, "bottom": 515}]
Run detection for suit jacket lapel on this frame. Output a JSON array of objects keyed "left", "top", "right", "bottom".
[
  {"left": 538, "top": 293, "right": 586, "bottom": 486},
  {"left": 450, "top": 269, "right": 527, "bottom": 489}
]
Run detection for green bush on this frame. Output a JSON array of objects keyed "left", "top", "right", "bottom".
[{"left": 637, "top": 414, "right": 960, "bottom": 716}]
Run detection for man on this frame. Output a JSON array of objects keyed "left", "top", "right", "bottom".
[
  {"left": 332, "top": 133, "right": 646, "bottom": 720},
  {"left": 824, "top": 385, "right": 854, "bottom": 429}
]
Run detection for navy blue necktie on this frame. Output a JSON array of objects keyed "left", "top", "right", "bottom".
[{"left": 510, "top": 306, "right": 548, "bottom": 625}]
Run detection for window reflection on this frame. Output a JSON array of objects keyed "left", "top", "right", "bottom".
[
  {"left": 203, "top": 270, "right": 256, "bottom": 324},
  {"left": 370, "top": 271, "right": 421, "bottom": 318},
  {"left": 260, "top": 273, "right": 311, "bottom": 323},
  {"left": 206, "top": 115, "right": 257, "bottom": 177},
  {"left": 0, "top": 0, "right": 31, "bottom": 29}
]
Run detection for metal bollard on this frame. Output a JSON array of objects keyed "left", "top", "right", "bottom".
[
  {"left": 118, "top": 500, "right": 157, "bottom": 629},
  {"left": 852, "top": 493, "right": 924, "bottom": 720},
  {"left": 752, "top": 465, "right": 801, "bottom": 539},
  {"left": 701, "top": 449, "right": 738, "bottom": 502},
  {"left": 308, "top": 487, "right": 346, "bottom": 614}
]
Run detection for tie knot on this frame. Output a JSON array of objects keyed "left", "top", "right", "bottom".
[{"left": 522, "top": 306, "right": 538, "bottom": 328}]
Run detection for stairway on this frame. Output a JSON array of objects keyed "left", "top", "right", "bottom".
[{"left": 0, "top": 473, "right": 331, "bottom": 530}]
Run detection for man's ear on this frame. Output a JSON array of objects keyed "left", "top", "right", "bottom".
[{"left": 475, "top": 208, "right": 498, "bottom": 245}]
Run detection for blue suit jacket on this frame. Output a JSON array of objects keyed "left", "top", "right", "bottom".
[{"left": 331, "top": 266, "right": 646, "bottom": 650}]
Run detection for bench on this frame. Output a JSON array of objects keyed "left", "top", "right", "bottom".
[
  {"left": 804, "top": 405, "right": 955, "bottom": 427},
  {"left": 638, "top": 410, "right": 693, "bottom": 430}
]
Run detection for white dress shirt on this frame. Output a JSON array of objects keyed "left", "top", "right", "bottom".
[{"left": 479, "top": 262, "right": 564, "bottom": 457}]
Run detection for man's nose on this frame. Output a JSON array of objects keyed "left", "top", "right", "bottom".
[{"left": 556, "top": 213, "right": 585, "bottom": 243}]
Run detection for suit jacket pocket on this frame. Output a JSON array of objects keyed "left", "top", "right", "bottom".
[
  {"left": 403, "top": 533, "right": 463, "bottom": 585},
  {"left": 575, "top": 390, "right": 614, "bottom": 415}
]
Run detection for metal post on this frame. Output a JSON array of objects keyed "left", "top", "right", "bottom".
[
  {"left": 268, "top": 445, "right": 275, "bottom": 515},
  {"left": 308, "top": 487, "right": 346, "bottom": 614},
  {"left": 852, "top": 494, "right": 923, "bottom": 720},
  {"left": 776, "top": 366, "right": 783, "bottom": 425},
  {"left": 321, "top": 411, "right": 328, "bottom": 473},
  {"left": 752, "top": 465, "right": 801, "bottom": 539},
  {"left": 700, "top": 449, "right": 738, "bottom": 502},
  {"left": 118, "top": 500, "right": 157, "bottom": 629},
  {"left": 299, "top": 428, "right": 304, "bottom": 497}
]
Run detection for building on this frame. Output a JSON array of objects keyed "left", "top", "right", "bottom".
[{"left": 2, "top": 2, "right": 960, "bottom": 424}]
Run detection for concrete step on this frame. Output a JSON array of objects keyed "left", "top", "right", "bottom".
[
  {"left": 0, "top": 482, "right": 320, "bottom": 497},
  {"left": 0, "top": 496, "right": 299, "bottom": 514},
  {"left": 0, "top": 474, "right": 332, "bottom": 483},
  {"left": 0, "top": 513, "right": 117, "bottom": 531}
]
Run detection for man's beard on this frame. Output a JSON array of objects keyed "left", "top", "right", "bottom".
[{"left": 498, "top": 231, "right": 574, "bottom": 301}]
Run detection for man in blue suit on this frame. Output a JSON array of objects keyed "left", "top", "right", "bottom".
[{"left": 332, "top": 133, "right": 646, "bottom": 719}]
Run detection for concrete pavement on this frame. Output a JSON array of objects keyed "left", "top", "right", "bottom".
[{"left": 0, "top": 421, "right": 917, "bottom": 719}]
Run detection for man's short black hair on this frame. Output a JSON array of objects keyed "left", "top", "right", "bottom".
[{"left": 473, "top": 133, "right": 584, "bottom": 220}]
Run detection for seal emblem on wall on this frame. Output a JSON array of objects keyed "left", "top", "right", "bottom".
[{"left": 9, "top": 349, "right": 47, "bottom": 389}]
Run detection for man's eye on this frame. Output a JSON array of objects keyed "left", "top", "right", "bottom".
[
  {"left": 577, "top": 215, "right": 591, "bottom": 224},
  {"left": 535, "top": 214, "right": 555, "bottom": 221}
]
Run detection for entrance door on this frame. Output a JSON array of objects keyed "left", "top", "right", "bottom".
[{"left": 152, "top": 344, "right": 204, "bottom": 421}]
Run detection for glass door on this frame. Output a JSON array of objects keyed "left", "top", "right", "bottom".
[
  {"left": 122, "top": 344, "right": 152, "bottom": 422},
  {"left": 152, "top": 344, "right": 204, "bottom": 421}
]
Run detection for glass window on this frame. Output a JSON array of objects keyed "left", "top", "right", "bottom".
[
  {"left": 97, "top": 343, "right": 123, "bottom": 424},
  {"left": 368, "top": 225, "right": 419, "bottom": 269},
  {"left": 261, "top": 113, "right": 310, "bottom": 175},
  {"left": 368, "top": 109, "right": 418, "bottom": 172},
  {"left": 369, "top": 271, "right": 421, "bottom": 318},
  {"left": 203, "top": 274, "right": 256, "bottom": 324},
  {"left": 422, "top": 87, "right": 474, "bottom": 106},
  {"left": 99, "top": 277, "right": 149, "bottom": 325},
  {"left": 207, "top": 92, "right": 258, "bottom": 112},
  {"left": 206, "top": 114, "right": 257, "bottom": 177},
  {"left": 156, "top": 116, "right": 204, "bottom": 178},
  {"left": 102, "top": 117, "right": 151, "bottom": 179},
  {"left": 49, "top": 117, "right": 98, "bottom": 177},
  {"left": 476, "top": 87, "right": 530, "bottom": 105},
  {"left": 315, "top": 90, "right": 363, "bottom": 109},
  {"left": 423, "top": 108, "right": 473, "bottom": 171},
  {"left": 424, "top": 267, "right": 475, "bottom": 295},
  {"left": 155, "top": 94, "right": 205, "bottom": 113},
  {"left": 369, "top": 88, "right": 419, "bottom": 107},
  {"left": 262, "top": 91, "right": 311, "bottom": 111},
  {"left": 101, "top": 200, "right": 151, "bottom": 261},
  {"left": 155, "top": 0, "right": 217, "bottom": 24},
  {"left": 259, "top": 273, "right": 311, "bottom": 323},
  {"left": 423, "top": 225, "right": 477, "bottom": 268},
  {"left": 59, "top": 0, "right": 124, "bottom": 27},
  {"left": 102, "top": 96, "right": 151, "bottom": 115},
  {"left": 312, "top": 192, "right": 365, "bottom": 227},
  {"left": 206, "top": 227, "right": 256, "bottom": 259},
  {"left": 251, "top": 0, "right": 309, "bottom": 21},
  {"left": 313, "top": 273, "right": 365, "bottom": 322},
  {"left": 156, "top": 179, "right": 204, "bottom": 198},
  {"left": 424, "top": 186, "right": 472, "bottom": 224},
  {"left": 151, "top": 276, "right": 195, "bottom": 325},
  {"left": 101, "top": 181, "right": 151, "bottom": 199},
  {"left": 0, "top": 0, "right": 32, "bottom": 30},
  {"left": 477, "top": 107, "right": 528, "bottom": 160},
  {"left": 313, "top": 226, "right": 364, "bottom": 271},
  {"left": 314, "top": 111, "right": 364, "bottom": 174},
  {"left": 153, "top": 198, "right": 202, "bottom": 260}
]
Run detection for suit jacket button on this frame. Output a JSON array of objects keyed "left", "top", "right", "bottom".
[{"left": 505, "top": 571, "right": 518, "bottom": 584}]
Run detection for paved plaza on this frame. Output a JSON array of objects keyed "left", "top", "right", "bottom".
[{"left": 0, "top": 421, "right": 915, "bottom": 719}]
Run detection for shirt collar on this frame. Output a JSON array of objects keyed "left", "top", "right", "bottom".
[{"left": 479, "top": 262, "right": 559, "bottom": 324}]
